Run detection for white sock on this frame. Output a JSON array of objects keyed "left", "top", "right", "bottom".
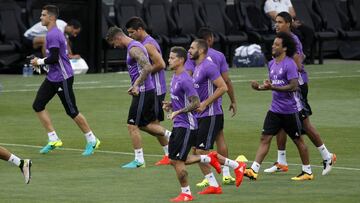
[
  {"left": 224, "top": 158, "right": 239, "bottom": 169},
  {"left": 200, "top": 155, "right": 210, "bottom": 163},
  {"left": 317, "top": 144, "right": 331, "bottom": 160},
  {"left": 48, "top": 131, "right": 59, "bottom": 142},
  {"left": 163, "top": 145, "right": 169, "bottom": 156},
  {"left": 8, "top": 154, "right": 21, "bottom": 166},
  {"left": 251, "top": 161, "right": 261, "bottom": 173},
  {"left": 222, "top": 165, "right": 231, "bottom": 177},
  {"left": 302, "top": 165, "right": 312, "bottom": 174},
  {"left": 277, "top": 150, "right": 287, "bottom": 165},
  {"left": 181, "top": 186, "right": 191, "bottom": 195},
  {"left": 205, "top": 173, "right": 219, "bottom": 187},
  {"left": 134, "top": 148, "right": 144, "bottom": 163},
  {"left": 164, "top": 130, "right": 172, "bottom": 141},
  {"left": 84, "top": 131, "right": 96, "bottom": 143}
]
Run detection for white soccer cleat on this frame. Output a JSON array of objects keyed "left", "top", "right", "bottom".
[
  {"left": 20, "top": 159, "right": 32, "bottom": 184},
  {"left": 322, "top": 153, "right": 336, "bottom": 175},
  {"left": 264, "top": 162, "right": 288, "bottom": 173}
]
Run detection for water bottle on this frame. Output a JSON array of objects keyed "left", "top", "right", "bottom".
[
  {"left": 28, "top": 64, "right": 33, "bottom": 76},
  {"left": 23, "top": 64, "right": 29, "bottom": 77}
]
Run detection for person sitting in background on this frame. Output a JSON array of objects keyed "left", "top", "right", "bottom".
[
  {"left": 24, "top": 19, "right": 81, "bottom": 59},
  {"left": 264, "top": 0, "right": 314, "bottom": 63}
]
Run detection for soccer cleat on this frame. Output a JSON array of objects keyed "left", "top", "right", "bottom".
[
  {"left": 155, "top": 155, "right": 171, "bottom": 165},
  {"left": 234, "top": 162, "right": 246, "bottom": 187},
  {"left": 207, "top": 151, "right": 222, "bottom": 174},
  {"left": 322, "top": 153, "right": 337, "bottom": 175},
  {"left": 170, "top": 193, "right": 194, "bottom": 202},
  {"left": 20, "top": 159, "right": 32, "bottom": 184},
  {"left": 82, "top": 138, "right": 101, "bottom": 156},
  {"left": 291, "top": 171, "right": 314, "bottom": 181},
  {"left": 196, "top": 178, "right": 209, "bottom": 188},
  {"left": 122, "top": 160, "right": 145, "bottom": 169},
  {"left": 222, "top": 176, "right": 235, "bottom": 185},
  {"left": 198, "top": 186, "right": 222, "bottom": 195},
  {"left": 244, "top": 168, "right": 258, "bottom": 180},
  {"left": 264, "top": 162, "right": 289, "bottom": 173},
  {"left": 39, "top": 140, "right": 63, "bottom": 154}
]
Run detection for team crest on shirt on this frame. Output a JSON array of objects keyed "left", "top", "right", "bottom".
[{"left": 279, "top": 68, "right": 283, "bottom": 75}]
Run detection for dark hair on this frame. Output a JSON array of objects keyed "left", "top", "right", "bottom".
[
  {"left": 42, "top": 5, "right": 59, "bottom": 18},
  {"left": 193, "top": 39, "right": 208, "bottom": 54},
  {"left": 67, "top": 19, "right": 82, "bottom": 29},
  {"left": 170, "top": 46, "right": 187, "bottom": 62},
  {"left": 106, "top": 26, "right": 125, "bottom": 42},
  {"left": 197, "top": 27, "right": 213, "bottom": 40},
  {"left": 125, "top": 16, "right": 147, "bottom": 30},
  {"left": 276, "top": 32, "right": 296, "bottom": 57},
  {"left": 276, "top": 12, "right": 292, "bottom": 25}
]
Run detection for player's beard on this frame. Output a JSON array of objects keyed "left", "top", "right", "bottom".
[{"left": 190, "top": 51, "right": 200, "bottom": 60}]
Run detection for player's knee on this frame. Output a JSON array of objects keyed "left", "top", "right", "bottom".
[
  {"left": 66, "top": 109, "right": 79, "bottom": 119},
  {"left": 32, "top": 101, "right": 45, "bottom": 112}
]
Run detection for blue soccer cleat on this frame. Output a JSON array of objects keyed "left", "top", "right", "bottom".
[
  {"left": 121, "top": 160, "right": 145, "bottom": 169},
  {"left": 39, "top": 140, "right": 63, "bottom": 154},
  {"left": 82, "top": 138, "right": 101, "bottom": 156}
]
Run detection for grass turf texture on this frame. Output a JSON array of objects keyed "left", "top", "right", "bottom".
[{"left": 0, "top": 62, "right": 359, "bottom": 202}]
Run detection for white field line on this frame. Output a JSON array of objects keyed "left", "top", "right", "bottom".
[
  {"left": 2, "top": 74, "right": 360, "bottom": 93},
  {"left": 1, "top": 142, "right": 359, "bottom": 171}
]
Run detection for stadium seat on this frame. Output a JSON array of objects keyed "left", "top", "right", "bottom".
[
  {"left": 234, "top": 0, "right": 275, "bottom": 60},
  {"left": 171, "top": 0, "right": 206, "bottom": 47},
  {"left": 113, "top": 0, "right": 143, "bottom": 29},
  {"left": 0, "top": 0, "right": 26, "bottom": 68},
  {"left": 198, "top": 0, "right": 248, "bottom": 63},
  {"left": 143, "top": 0, "right": 191, "bottom": 55}
]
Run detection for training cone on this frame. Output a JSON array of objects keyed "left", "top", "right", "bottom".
[{"left": 235, "top": 155, "right": 248, "bottom": 162}]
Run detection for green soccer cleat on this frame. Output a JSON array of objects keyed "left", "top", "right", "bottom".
[
  {"left": 121, "top": 160, "right": 145, "bottom": 169},
  {"left": 222, "top": 176, "right": 235, "bottom": 185},
  {"left": 196, "top": 178, "right": 209, "bottom": 188},
  {"left": 82, "top": 138, "right": 101, "bottom": 156},
  {"left": 39, "top": 140, "right": 63, "bottom": 154}
]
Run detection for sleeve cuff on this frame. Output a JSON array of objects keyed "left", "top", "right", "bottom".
[{"left": 37, "top": 58, "right": 46, "bottom": 65}]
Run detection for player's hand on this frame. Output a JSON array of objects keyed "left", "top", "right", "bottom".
[
  {"left": 30, "top": 57, "right": 39, "bottom": 66},
  {"left": 229, "top": 102, "right": 237, "bottom": 117},
  {"left": 69, "top": 54, "right": 81, "bottom": 59},
  {"left": 170, "top": 110, "right": 180, "bottom": 120},
  {"left": 127, "top": 86, "right": 139, "bottom": 96},
  {"left": 263, "top": 79, "right": 272, "bottom": 90},
  {"left": 195, "top": 102, "right": 207, "bottom": 113},
  {"left": 162, "top": 101, "right": 172, "bottom": 112},
  {"left": 251, "top": 80, "right": 260, "bottom": 90}
]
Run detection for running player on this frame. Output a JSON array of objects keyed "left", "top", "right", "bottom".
[{"left": 0, "top": 146, "right": 31, "bottom": 184}]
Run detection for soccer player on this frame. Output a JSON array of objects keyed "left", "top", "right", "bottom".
[
  {"left": 30, "top": 5, "right": 100, "bottom": 156},
  {"left": 0, "top": 146, "right": 32, "bottom": 184},
  {"left": 125, "top": 17, "right": 171, "bottom": 166},
  {"left": 186, "top": 27, "right": 238, "bottom": 186},
  {"left": 188, "top": 39, "right": 246, "bottom": 194},
  {"left": 245, "top": 32, "right": 313, "bottom": 181},
  {"left": 263, "top": 12, "right": 336, "bottom": 175},
  {"left": 106, "top": 26, "right": 171, "bottom": 169},
  {"left": 165, "top": 46, "right": 245, "bottom": 201}
]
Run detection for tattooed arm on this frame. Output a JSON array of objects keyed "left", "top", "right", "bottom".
[
  {"left": 170, "top": 95, "right": 200, "bottom": 120},
  {"left": 128, "top": 47, "right": 153, "bottom": 95}
]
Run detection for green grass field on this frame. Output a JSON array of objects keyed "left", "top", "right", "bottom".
[{"left": 0, "top": 61, "right": 360, "bottom": 203}]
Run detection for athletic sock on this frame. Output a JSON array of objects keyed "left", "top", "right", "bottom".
[
  {"left": 317, "top": 144, "right": 331, "bottom": 160},
  {"left": 163, "top": 145, "right": 169, "bottom": 156},
  {"left": 222, "top": 165, "right": 231, "bottom": 177},
  {"left": 224, "top": 158, "right": 239, "bottom": 169},
  {"left": 84, "top": 131, "right": 96, "bottom": 143},
  {"left": 48, "top": 131, "right": 59, "bottom": 142},
  {"left": 251, "top": 161, "right": 261, "bottom": 173},
  {"left": 302, "top": 165, "right": 312, "bottom": 174},
  {"left": 277, "top": 150, "right": 287, "bottom": 165},
  {"left": 165, "top": 130, "right": 172, "bottom": 141},
  {"left": 205, "top": 173, "right": 219, "bottom": 187},
  {"left": 200, "top": 155, "right": 211, "bottom": 163},
  {"left": 8, "top": 154, "right": 21, "bottom": 167},
  {"left": 134, "top": 148, "right": 144, "bottom": 163},
  {"left": 181, "top": 186, "right": 191, "bottom": 195}
]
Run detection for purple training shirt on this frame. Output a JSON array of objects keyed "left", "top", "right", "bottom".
[
  {"left": 46, "top": 26, "right": 73, "bottom": 82},
  {"left": 291, "top": 32, "right": 308, "bottom": 84}
]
